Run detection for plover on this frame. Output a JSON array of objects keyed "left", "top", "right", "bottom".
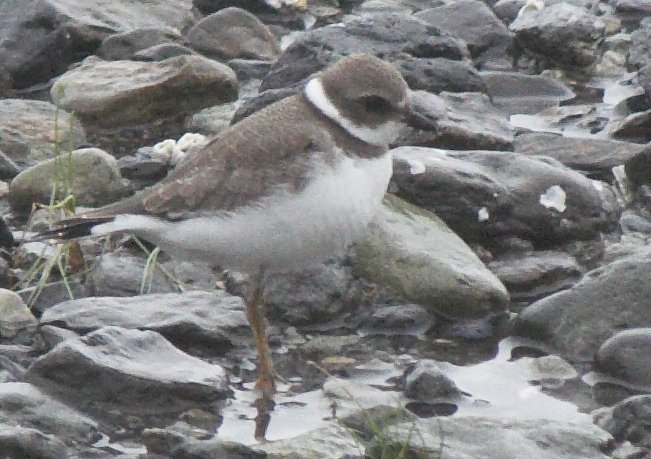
[{"left": 36, "top": 53, "right": 412, "bottom": 396}]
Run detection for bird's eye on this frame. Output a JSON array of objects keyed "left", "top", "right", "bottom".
[{"left": 360, "top": 95, "right": 391, "bottom": 114}]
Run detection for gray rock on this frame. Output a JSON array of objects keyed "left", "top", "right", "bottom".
[
  {"left": 185, "top": 7, "right": 280, "bottom": 61},
  {"left": 190, "top": 101, "right": 243, "bottom": 137},
  {"left": 0, "top": 424, "right": 67, "bottom": 459},
  {"left": 17, "top": 280, "right": 86, "bottom": 316},
  {"left": 620, "top": 211, "right": 651, "bottom": 234},
  {"left": 134, "top": 43, "right": 196, "bottom": 61},
  {"left": 481, "top": 71, "right": 575, "bottom": 115},
  {"left": 353, "top": 195, "right": 509, "bottom": 318},
  {"left": 368, "top": 416, "right": 612, "bottom": 458},
  {"left": 609, "top": 109, "right": 651, "bottom": 143},
  {"left": 51, "top": 55, "right": 238, "bottom": 128},
  {"left": 0, "top": 99, "right": 85, "bottom": 167},
  {"left": 88, "top": 250, "right": 219, "bottom": 297},
  {"left": 40, "top": 291, "right": 249, "bottom": 352},
  {"left": 26, "top": 326, "right": 230, "bottom": 408},
  {"left": 515, "top": 132, "right": 647, "bottom": 180},
  {"left": 415, "top": 0, "right": 513, "bottom": 68},
  {"left": 117, "top": 154, "right": 168, "bottom": 182},
  {"left": 0, "top": 150, "right": 20, "bottom": 180},
  {"left": 596, "top": 328, "right": 651, "bottom": 387},
  {"left": 9, "top": 147, "right": 126, "bottom": 214},
  {"left": 0, "top": 290, "right": 37, "bottom": 338},
  {"left": 98, "top": 28, "right": 181, "bottom": 60},
  {"left": 38, "top": 325, "right": 79, "bottom": 349},
  {"left": 143, "top": 425, "right": 266, "bottom": 458},
  {"left": 227, "top": 59, "right": 273, "bottom": 82},
  {"left": 510, "top": 2, "right": 605, "bottom": 67},
  {"left": 258, "top": 423, "right": 362, "bottom": 458},
  {"left": 0, "top": 0, "right": 195, "bottom": 90},
  {"left": 260, "top": 13, "right": 468, "bottom": 91},
  {"left": 361, "top": 304, "right": 434, "bottom": 337},
  {"left": 493, "top": 0, "right": 527, "bottom": 23},
  {"left": 616, "top": 0, "right": 651, "bottom": 23},
  {"left": 391, "top": 146, "right": 620, "bottom": 249},
  {"left": 489, "top": 251, "right": 582, "bottom": 303},
  {"left": 399, "top": 90, "right": 514, "bottom": 150},
  {"left": 594, "top": 394, "right": 651, "bottom": 449},
  {"left": 629, "top": 17, "right": 651, "bottom": 69},
  {"left": 515, "top": 246, "right": 651, "bottom": 363},
  {"left": 404, "top": 359, "right": 461, "bottom": 399},
  {"left": 0, "top": 382, "right": 97, "bottom": 444},
  {"left": 393, "top": 57, "right": 487, "bottom": 94}
]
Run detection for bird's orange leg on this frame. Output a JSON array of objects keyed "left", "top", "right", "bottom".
[{"left": 246, "top": 269, "right": 276, "bottom": 398}]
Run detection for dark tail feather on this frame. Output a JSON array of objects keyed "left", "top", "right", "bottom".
[{"left": 29, "top": 216, "right": 115, "bottom": 242}]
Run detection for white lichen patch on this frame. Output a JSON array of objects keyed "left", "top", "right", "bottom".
[
  {"left": 539, "top": 185, "right": 567, "bottom": 212},
  {"left": 407, "top": 159, "right": 426, "bottom": 175},
  {"left": 478, "top": 207, "right": 490, "bottom": 222}
]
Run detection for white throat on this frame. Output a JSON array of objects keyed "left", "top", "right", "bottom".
[{"left": 305, "top": 78, "right": 400, "bottom": 147}]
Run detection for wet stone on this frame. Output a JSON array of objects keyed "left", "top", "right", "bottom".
[
  {"left": 39, "top": 290, "right": 249, "bottom": 354},
  {"left": 594, "top": 394, "right": 651, "bottom": 449},
  {"left": 98, "top": 28, "right": 182, "bottom": 60},
  {"left": 0, "top": 382, "right": 98, "bottom": 445},
  {"left": 25, "top": 326, "right": 230, "bottom": 411},
  {"left": 398, "top": 90, "right": 514, "bottom": 150},
  {"left": 0, "top": 424, "right": 67, "bottom": 459},
  {"left": 360, "top": 304, "right": 433, "bottom": 337},
  {"left": 0, "top": 289, "right": 37, "bottom": 338},
  {"left": 185, "top": 7, "right": 280, "bottom": 61},
  {"left": 404, "top": 359, "right": 461, "bottom": 400},
  {"left": 596, "top": 328, "right": 651, "bottom": 387},
  {"left": 392, "top": 57, "right": 487, "bottom": 94},
  {"left": 133, "top": 43, "right": 196, "bottom": 61},
  {"left": 353, "top": 195, "right": 509, "bottom": 318},
  {"left": 515, "top": 246, "right": 651, "bottom": 363}
]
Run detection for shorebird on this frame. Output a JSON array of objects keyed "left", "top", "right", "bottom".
[{"left": 35, "top": 53, "right": 412, "bottom": 397}]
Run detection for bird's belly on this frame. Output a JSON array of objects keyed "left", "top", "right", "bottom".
[{"left": 161, "top": 153, "right": 392, "bottom": 272}]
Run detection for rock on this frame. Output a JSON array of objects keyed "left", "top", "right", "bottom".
[
  {"left": 353, "top": 195, "right": 509, "bottom": 318},
  {"left": 398, "top": 90, "right": 514, "bottom": 150},
  {"left": 98, "top": 28, "right": 181, "bottom": 60},
  {"left": 515, "top": 132, "right": 647, "bottom": 180},
  {"left": 0, "top": 290, "right": 37, "bottom": 338},
  {"left": 0, "top": 424, "right": 67, "bottom": 459},
  {"left": 40, "top": 291, "right": 249, "bottom": 353},
  {"left": 88, "top": 250, "right": 219, "bottom": 297},
  {"left": 143, "top": 425, "right": 266, "bottom": 458},
  {"left": 629, "top": 17, "right": 651, "bottom": 69},
  {"left": 185, "top": 7, "right": 280, "bottom": 61},
  {"left": 0, "top": 99, "right": 86, "bottom": 167},
  {"left": 493, "top": 0, "right": 527, "bottom": 23},
  {"left": 616, "top": 0, "right": 651, "bottom": 23},
  {"left": 301, "top": 335, "right": 360, "bottom": 360},
  {"left": 415, "top": 0, "right": 513, "bottom": 68},
  {"left": 481, "top": 71, "right": 575, "bottom": 115},
  {"left": 0, "top": 0, "right": 195, "bottom": 90},
  {"left": 596, "top": 329, "right": 651, "bottom": 387},
  {"left": 360, "top": 304, "right": 434, "bottom": 337},
  {"left": 510, "top": 2, "right": 605, "bottom": 68},
  {"left": 488, "top": 251, "right": 582, "bottom": 303},
  {"left": 514, "top": 354, "right": 578, "bottom": 383},
  {"left": 227, "top": 59, "right": 273, "bottom": 82},
  {"left": 390, "top": 146, "right": 620, "bottom": 249},
  {"left": 260, "top": 13, "right": 469, "bottom": 91},
  {"left": 189, "top": 101, "right": 243, "bottom": 137},
  {"left": 609, "top": 109, "right": 651, "bottom": 143},
  {"left": 134, "top": 43, "right": 196, "bottom": 61},
  {"left": 594, "top": 394, "right": 651, "bottom": 449},
  {"left": 117, "top": 154, "right": 168, "bottom": 182},
  {"left": 393, "top": 57, "right": 487, "bottom": 94},
  {"left": 0, "top": 382, "right": 97, "bottom": 444},
  {"left": 51, "top": 55, "right": 238, "bottom": 128},
  {"left": 367, "top": 416, "right": 612, "bottom": 458},
  {"left": 623, "top": 142, "right": 651, "bottom": 190},
  {"left": 25, "top": 326, "right": 230, "bottom": 409},
  {"left": 17, "top": 280, "right": 86, "bottom": 316},
  {"left": 620, "top": 210, "right": 651, "bottom": 234},
  {"left": 0, "top": 150, "right": 20, "bottom": 180},
  {"left": 263, "top": 262, "right": 356, "bottom": 324},
  {"left": 258, "top": 423, "right": 362, "bottom": 458},
  {"left": 515, "top": 246, "right": 651, "bottom": 363},
  {"left": 404, "top": 359, "right": 461, "bottom": 399},
  {"left": 9, "top": 147, "right": 126, "bottom": 214}
]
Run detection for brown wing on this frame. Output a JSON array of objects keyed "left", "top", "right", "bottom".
[{"left": 87, "top": 94, "right": 340, "bottom": 220}]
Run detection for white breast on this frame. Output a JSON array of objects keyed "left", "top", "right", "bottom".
[{"left": 96, "top": 152, "right": 393, "bottom": 272}]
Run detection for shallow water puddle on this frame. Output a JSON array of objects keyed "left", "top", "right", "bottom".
[{"left": 217, "top": 337, "right": 590, "bottom": 444}]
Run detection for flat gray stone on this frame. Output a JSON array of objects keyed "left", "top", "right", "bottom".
[
  {"left": 0, "top": 99, "right": 86, "bottom": 167},
  {"left": 0, "top": 289, "right": 37, "bottom": 338},
  {"left": 51, "top": 55, "right": 238, "bottom": 127},
  {"left": 0, "top": 382, "right": 97, "bottom": 444},
  {"left": 0, "top": 423, "right": 67, "bottom": 459},
  {"left": 353, "top": 195, "right": 509, "bottom": 318},
  {"left": 26, "top": 326, "right": 230, "bottom": 408},
  {"left": 40, "top": 291, "right": 249, "bottom": 352},
  {"left": 596, "top": 328, "right": 651, "bottom": 387},
  {"left": 515, "top": 246, "right": 651, "bottom": 363}
]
